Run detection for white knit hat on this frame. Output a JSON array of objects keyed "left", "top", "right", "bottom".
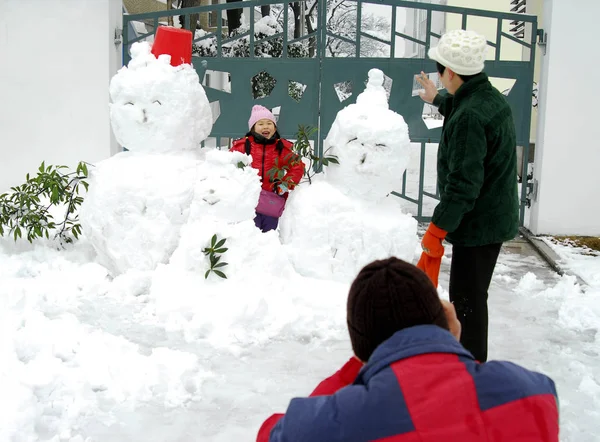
[{"left": 428, "top": 30, "right": 488, "bottom": 76}]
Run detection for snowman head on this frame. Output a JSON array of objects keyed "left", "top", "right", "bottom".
[
  {"left": 191, "top": 149, "right": 261, "bottom": 223},
  {"left": 324, "top": 69, "right": 411, "bottom": 201},
  {"left": 109, "top": 28, "right": 212, "bottom": 153}
]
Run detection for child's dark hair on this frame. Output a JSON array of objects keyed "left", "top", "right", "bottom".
[
  {"left": 435, "top": 61, "right": 478, "bottom": 83},
  {"left": 245, "top": 129, "right": 284, "bottom": 155}
]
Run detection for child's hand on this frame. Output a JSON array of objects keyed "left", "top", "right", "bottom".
[{"left": 275, "top": 183, "right": 289, "bottom": 195}]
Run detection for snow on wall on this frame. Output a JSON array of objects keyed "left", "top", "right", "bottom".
[
  {"left": 0, "top": 0, "right": 123, "bottom": 192},
  {"left": 530, "top": 0, "right": 600, "bottom": 236}
]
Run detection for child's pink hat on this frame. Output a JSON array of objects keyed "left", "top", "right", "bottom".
[{"left": 248, "top": 105, "right": 276, "bottom": 131}]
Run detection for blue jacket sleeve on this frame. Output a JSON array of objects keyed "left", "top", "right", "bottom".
[
  {"left": 268, "top": 386, "right": 373, "bottom": 442},
  {"left": 269, "top": 395, "right": 343, "bottom": 442}
]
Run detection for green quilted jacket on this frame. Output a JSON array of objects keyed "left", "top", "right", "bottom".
[{"left": 431, "top": 73, "right": 519, "bottom": 246}]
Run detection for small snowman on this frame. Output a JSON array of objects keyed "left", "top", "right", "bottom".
[
  {"left": 279, "top": 69, "right": 418, "bottom": 282},
  {"left": 80, "top": 27, "right": 258, "bottom": 277}
]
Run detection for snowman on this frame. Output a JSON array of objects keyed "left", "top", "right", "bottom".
[
  {"left": 80, "top": 27, "right": 261, "bottom": 278},
  {"left": 279, "top": 69, "right": 418, "bottom": 282}
]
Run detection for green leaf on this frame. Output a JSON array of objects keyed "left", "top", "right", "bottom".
[
  {"left": 214, "top": 238, "right": 226, "bottom": 249},
  {"left": 214, "top": 270, "right": 227, "bottom": 279},
  {"left": 328, "top": 157, "right": 340, "bottom": 165},
  {"left": 39, "top": 162, "right": 45, "bottom": 173},
  {"left": 205, "top": 269, "right": 211, "bottom": 279},
  {"left": 214, "top": 247, "right": 228, "bottom": 254},
  {"left": 211, "top": 234, "right": 217, "bottom": 247},
  {"left": 213, "top": 262, "right": 228, "bottom": 268},
  {"left": 210, "top": 253, "right": 217, "bottom": 267},
  {"left": 202, "top": 247, "right": 211, "bottom": 256},
  {"left": 51, "top": 187, "right": 59, "bottom": 203}
]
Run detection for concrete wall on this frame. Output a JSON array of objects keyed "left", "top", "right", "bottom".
[
  {"left": 529, "top": 0, "right": 600, "bottom": 236},
  {"left": 0, "top": 0, "right": 123, "bottom": 192}
]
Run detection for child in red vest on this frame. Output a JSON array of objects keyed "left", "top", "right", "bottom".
[{"left": 230, "top": 105, "right": 304, "bottom": 232}]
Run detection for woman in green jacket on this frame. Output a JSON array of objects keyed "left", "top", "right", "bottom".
[{"left": 416, "top": 29, "right": 519, "bottom": 363}]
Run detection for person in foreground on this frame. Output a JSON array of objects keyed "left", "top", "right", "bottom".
[{"left": 257, "top": 257, "right": 559, "bottom": 442}]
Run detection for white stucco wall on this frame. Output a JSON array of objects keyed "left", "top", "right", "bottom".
[
  {"left": 530, "top": 0, "right": 600, "bottom": 236},
  {"left": 0, "top": 0, "right": 123, "bottom": 192}
]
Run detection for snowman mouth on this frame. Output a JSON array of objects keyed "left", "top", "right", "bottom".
[{"left": 202, "top": 195, "right": 220, "bottom": 205}]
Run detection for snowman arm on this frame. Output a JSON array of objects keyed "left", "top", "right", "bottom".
[{"left": 433, "top": 93, "right": 453, "bottom": 117}]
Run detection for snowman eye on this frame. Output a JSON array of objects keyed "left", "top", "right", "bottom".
[
  {"left": 153, "top": 100, "right": 162, "bottom": 105},
  {"left": 125, "top": 102, "right": 134, "bottom": 106}
]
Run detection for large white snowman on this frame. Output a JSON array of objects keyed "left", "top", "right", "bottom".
[
  {"left": 279, "top": 69, "right": 418, "bottom": 282},
  {"left": 80, "top": 28, "right": 263, "bottom": 277}
]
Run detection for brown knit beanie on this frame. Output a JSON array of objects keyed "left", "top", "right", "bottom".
[{"left": 347, "top": 257, "right": 449, "bottom": 362}]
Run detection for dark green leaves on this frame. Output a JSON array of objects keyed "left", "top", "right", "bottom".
[
  {"left": 0, "top": 161, "right": 91, "bottom": 245},
  {"left": 202, "top": 234, "right": 229, "bottom": 279},
  {"left": 269, "top": 124, "right": 340, "bottom": 186}
]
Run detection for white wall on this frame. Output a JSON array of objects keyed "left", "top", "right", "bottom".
[
  {"left": 0, "top": 0, "right": 123, "bottom": 192},
  {"left": 530, "top": 0, "right": 600, "bottom": 236}
]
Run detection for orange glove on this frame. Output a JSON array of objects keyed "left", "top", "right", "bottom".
[
  {"left": 417, "top": 252, "right": 442, "bottom": 288},
  {"left": 421, "top": 223, "right": 447, "bottom": 258}
]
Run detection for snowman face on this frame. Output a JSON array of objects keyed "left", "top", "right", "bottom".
[
  {"left": 109, "top": 42, "right": 212, "bottom": 153},
  {"left": 324, "top": 105, "right": 411, "bottom": 200},
  {"left": 189, "top": 150, "right": 261, "bottom": 223}
]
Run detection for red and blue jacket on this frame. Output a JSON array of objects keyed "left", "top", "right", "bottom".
[{"left": 258, "top": 325, "right": 559, "bottom": 441}]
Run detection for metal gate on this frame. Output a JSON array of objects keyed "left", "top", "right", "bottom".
[{"left": 122, "top": 0, "right": 538, "bottom": 222}]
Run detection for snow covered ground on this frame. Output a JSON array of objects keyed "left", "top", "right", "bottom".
[
  {"left": 542, "top": 237, "right": 600, "bottom": 289},
  {"left": 1, "top": 234, "right": 599, "bottom": 441}
]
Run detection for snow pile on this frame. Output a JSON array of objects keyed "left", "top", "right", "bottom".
[
  {"left": 280, "top": 69, "right": 418, "bottom": 282},
  {"left": 253, "top": 16, "right": 281, "bottom": 36},
  {"left": 140, "top": 149, "right": 346, "bottom": 348},
  {"left": 280, "top": 181, "right": 417, "bottom": 281},
  {"left": 543, "top": 237, "right": 600, "bottom": 288},
  {"left": 0, "top": 243, "right": 214, "bottom": 441},
  {"left": 80, "top": 152, "right": 199, "bottom": 275},
  {"left": 109, "top": 41, "right": 211, "bottom": 153},
  {"left": 514, "top": 271, "right": 546, "bottom": 293}
]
